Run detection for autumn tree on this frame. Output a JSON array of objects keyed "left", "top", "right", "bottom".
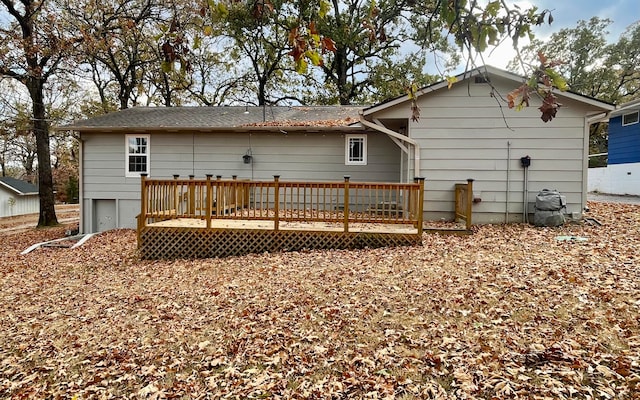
[
  {"left": 606, "top": 21, "right": 640, "bottom": 102},
  {"left": 64, "top": 0, "right": 163, "bottom": 110},
  {"left": 204, "top": 0, "right": 555, "bottom": 114},
  {"left": 509, "top": 18, "right": 615, "bottom": 101},
  {"left": 509, "top": 18, "right": 640, "bottom": 166},
  {"left": 310, "top": 0, "right": 451, "bottom": 105},
  {"left": 207, "top": 1, "right": 301, "bottom": 105},
  {"left": 184, "top": 40, "right": 250, "bottom": 106},
  {"left": 0, "top": 0, "right": 81, "bottom": 225},
  {"left": 0, "top": 102, "right": 13, "bottom": 177}
]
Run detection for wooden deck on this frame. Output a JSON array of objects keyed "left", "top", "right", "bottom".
[
  {"left": 148, "top": 217, "right": 418, "bottom": 233},
  {"left": 136, "top": 175, "right": 472, "bottom": 259}
]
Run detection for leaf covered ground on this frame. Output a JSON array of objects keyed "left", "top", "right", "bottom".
[{"left": 1, "top": 202, "right": 639, "bottom": 399}]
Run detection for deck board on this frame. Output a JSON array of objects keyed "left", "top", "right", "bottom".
[{"left": 148, "top": 218, "right": 418, "bottom": 234}]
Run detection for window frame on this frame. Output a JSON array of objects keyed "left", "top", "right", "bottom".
[
  {"left": 622, "top": 111, "right": 639, "bottom": 126},
  {"left": 345, "top": 134, "right": 367, "bottom": 166},
  {"left": 125, "top": 134, "right": 150, "bottom": 177}
]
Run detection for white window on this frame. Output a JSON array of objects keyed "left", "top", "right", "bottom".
[
  {"left": 345, "top": 134, "right": 367, "bottom": 165},
  {"left": 622, "top": 111, "right": 639, "bottom": 126},
  {"left": 126, "top": 134, "right": 150, "bottom": 177}
]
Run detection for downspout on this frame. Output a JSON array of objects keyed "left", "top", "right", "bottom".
[
  {"left": 583, "top": 112, "right": 610, "bottom": 210},
  {"left": 359, "top": 116, "right": 421, "bottom": 180},
  {"left": 505, "top": 141, "right": 511, "bottom": 223},
  {"left": 78, "top": 134, "right": 85, "bottom": 233}
]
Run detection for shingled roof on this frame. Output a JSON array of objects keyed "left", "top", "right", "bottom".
[
  {"left": 59, "top": 106, "right": 364, "bottom": 132},
  {"left": 0, "top": 177, "right": 39, "bottom": 196}
]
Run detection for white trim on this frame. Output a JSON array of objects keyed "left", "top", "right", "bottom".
[
  {"left": 79, "top": 137, "right": 84, "bottom": 233},
  {"left": 345, "top": 134, "right": 367, "bottom": 165},
  {"left": 363, "top": 65, "right": 615, "bottom": 116},
  {"left": 359, "top": 118, "right": 421, "bottom": 181},
  {"left": 610, "top": 98, "right": 640, "bottom": 118},
  {"left": 125, "top": 134, "right": 150, "bottom": 177},
  {"left": 622, "top": 111, "right": 639, "bottom": 126},
  {"left": 583, "top": 112, "right": 610, "bottom": 209},
  {"left": 0, "top": 181, "right": 23, "bottom": 195}
]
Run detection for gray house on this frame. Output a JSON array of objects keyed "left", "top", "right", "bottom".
[
  {"left": 0, "top": 177, "right": 39, "bottom": 218},
  {"left": 61, "top": 66, "right": 614, "bottom": 233}
]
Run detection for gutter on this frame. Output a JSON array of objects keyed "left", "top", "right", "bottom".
[
  {"left": 358, "top": 115, "right": 421, "bottom": 179},
  {"left": 54, "top": 125, "right": 366, "bottom": 134}
]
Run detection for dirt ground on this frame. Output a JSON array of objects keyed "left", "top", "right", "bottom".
[
  {"left": 0, "top": 204, "right": 79, "bottom": 233},
  {"left": 588, "top": 192, "right": 640, "bottom": 204}
]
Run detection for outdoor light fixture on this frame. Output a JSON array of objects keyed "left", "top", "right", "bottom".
[
  {"left": 244, "top": 105, "right": 250, "bottom": 114},
  {"left": 243, "top": 149, "right": 253, "bottom": 164}
]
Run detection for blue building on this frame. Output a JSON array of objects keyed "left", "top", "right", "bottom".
[{"left": 589, "top": 98, "right": 640, "bottom": 195}]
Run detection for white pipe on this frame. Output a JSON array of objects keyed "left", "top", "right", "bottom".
[
  {"left": 359, "top": 117, "right": 421, "bottom": 180},
  {"left": 506, "top": 141, "right": 511, "bottom": 222},
  {"left": 79, "top": 136, "right": 84, "bottom": 233}
]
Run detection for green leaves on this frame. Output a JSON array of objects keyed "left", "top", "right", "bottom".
[
  {"left": 305, "top": 50, "right": 322, "bottom": 67},
  {"left": 319, "top": 0, "right": 331, "bottom": 18},
  {"left": 544, "top": 68, "right": 568, "bottom": 92},
  {"left": 485, "top": 1, "right": 501, "bottom": 17},
  {"left": 295, "top": 57, "right": 308, "bottom": 73},
  {"left": 209, "top": 1, "right": 229, "bottom": 21}
]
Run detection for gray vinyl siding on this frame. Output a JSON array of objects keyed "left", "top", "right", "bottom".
[
  {"left": 371, "top": 75, "right": 602, "bottom": 223},
  {"left": 80, "top": 130, "right": 400, "bottom": 231}
]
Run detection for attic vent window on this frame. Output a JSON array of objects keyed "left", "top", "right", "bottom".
[
  {"left": 474, "top": 76, "right": 490, "bottom": 84},
  {"left": 622, "top": 111, "right": 639, "bottom": 126}
]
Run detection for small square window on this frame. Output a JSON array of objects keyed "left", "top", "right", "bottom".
[
  {"left": 622, "top": 111, "right": 639, "bottom": 126},
  {"left": 126, "top": 135, "right": 149, "bottom": 177},
  {"left": 346, "top": 134, "right": 367, "bottom": 165}
]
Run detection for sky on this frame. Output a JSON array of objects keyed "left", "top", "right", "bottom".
[{"left": 469, "top": 0, "right": 640, "bottom": 70}]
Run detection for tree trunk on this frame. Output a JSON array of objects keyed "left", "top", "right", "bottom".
[
  {"left": 335, "top": 48, "right": 351, "bottom": 105},
  {"left": 28, "top": 77, "right": 58, "bottom": 227}
]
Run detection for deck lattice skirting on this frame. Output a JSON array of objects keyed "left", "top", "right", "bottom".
[
  {"left": 139, "top": 227, "right": 423, "bottom": 259},
  {"left": 137, "top": 175, "right": 426, "bottom": 259}
]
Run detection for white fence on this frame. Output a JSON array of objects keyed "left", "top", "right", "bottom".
[{"left": 588, "top": 163, "right": 640, "bottom": 196}]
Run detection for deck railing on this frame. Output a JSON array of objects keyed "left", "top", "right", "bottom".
[
  {"left": 138, "top": 174, "right": 425, "bottom": 234},
  {"left": 454, "top": 178, "right": 474, "bottom": 231}
]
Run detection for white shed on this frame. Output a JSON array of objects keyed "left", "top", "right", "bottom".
[{"left": 0, "top": 177, "right": 40, "bottom": 218}]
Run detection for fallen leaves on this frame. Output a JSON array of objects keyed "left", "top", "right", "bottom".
[{"left": 0, "top": 201, "right": 639, "bottom": 398}]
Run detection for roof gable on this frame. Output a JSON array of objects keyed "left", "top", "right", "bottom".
[
  {"left": 610, "top": 98, "right": 640, "bottom": 118},
  {"left": 363, "top": 65, "right": 614, "bottom": 116},
  {"left": 0, "top": 177, "right": 39, "bottom": 195}
]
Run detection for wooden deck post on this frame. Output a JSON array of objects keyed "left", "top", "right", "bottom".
[
  {"left": 273, "top": 175, "right": 280, "bottom": 231},
  {"left": 231, "top": 175, "right": 238, "bottom": 208},
  {"left": 414, "top": 177, "right": 425, "bottom": 236},
  {"left": 188, "top": 175, "right": 195, "bottom": 215},
  {"left": 205, "top": 174, "right": 213, "bottom": 228},
  {"left": 138, "top": 173, "right": 148, "bottom": 246},
  {"left": 172, "top": 174, "right": 179, "bottom": 214},
  {"left": 215, "top": 175, "right": 222, "bottom": 216},
  {"left": 343, "top": 176, "right": 350, "bottom": 233},
  {"left": 466, "top": 179, "right": 474, "bottom": 231}
]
